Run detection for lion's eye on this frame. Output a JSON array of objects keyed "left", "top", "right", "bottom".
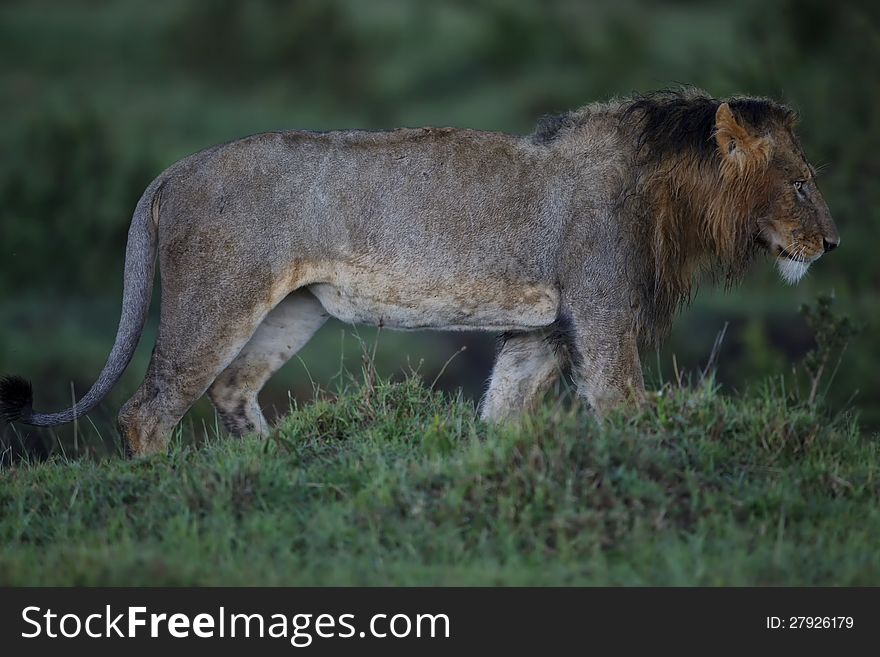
[{"left": 793, "top": 180, "right": 805, "bottom": 191}]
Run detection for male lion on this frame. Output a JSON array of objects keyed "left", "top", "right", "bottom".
[{"left": 0, "top": 89, "right": 839, "bottom": 456}]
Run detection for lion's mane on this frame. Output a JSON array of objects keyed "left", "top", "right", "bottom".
[{"left": 613, "top": 89, "right": 798, "bottom": 342}]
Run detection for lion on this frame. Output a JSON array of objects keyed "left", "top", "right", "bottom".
[{"left": 0, "top": 88, "right": 839, "bottom": 456}]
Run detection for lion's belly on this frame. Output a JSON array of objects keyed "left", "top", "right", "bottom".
[{"left": 306, "top": 266, "right": 559, "bottom": 332}]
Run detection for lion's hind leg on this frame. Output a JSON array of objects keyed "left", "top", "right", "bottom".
[
  {"left": 118, "top": 281, "right": 280, "bottom": 457},
  {"left": 479, "top": 330, "right": 565, "bottom": 423},
  {"left": 207, "top": 288, "right": 329, "bottom": 437}
]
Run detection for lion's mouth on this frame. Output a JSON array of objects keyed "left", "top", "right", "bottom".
[
  {"left": 755, "top": 232, "right": 817, "bottom": 263},
  {"left": 774, "top": 245, "right": 809, "bottom": 263}
]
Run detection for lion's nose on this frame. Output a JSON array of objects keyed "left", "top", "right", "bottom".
[{"left": 823, "top": 238, "right": 839, "bottom": 253}]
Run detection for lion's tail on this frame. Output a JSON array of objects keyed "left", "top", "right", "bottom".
[{"left": 0, "top": 177, "right": 165, "bottom": 427}]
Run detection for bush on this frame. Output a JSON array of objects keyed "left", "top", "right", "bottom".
[{"left": 0, "top": 110, "right": 157, "bottom": 295}]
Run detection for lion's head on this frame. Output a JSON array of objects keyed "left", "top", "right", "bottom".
[
  {"left": 618, "top": 89, "right": 839, "bottom": 342},
  {"left": 712, "top": 101, "right": 839, "bottom": 285}
]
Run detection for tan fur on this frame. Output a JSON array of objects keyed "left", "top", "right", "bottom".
[{"left": 0, "top": 89, "right": 839, "bottom": 455}]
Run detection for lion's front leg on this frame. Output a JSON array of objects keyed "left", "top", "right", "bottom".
[
  {"left": 480, "top": 330, "right": 563, "bottom": 423},
  {"left": 568, "top": 308, "right": 645, "bottom": 416}
]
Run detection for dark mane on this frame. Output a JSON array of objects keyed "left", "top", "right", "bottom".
[
  {"left": 620, "top": 89, "right": 798, "bottom": 163},
  {"left": 614, "top": 89, "right": 797, "bottom": 343},
  {"left": 528, "top": 89, "right": 800, "bottom": 344},
  {"left": 532, "top": 111, "right": 577, "bottom": 144}
]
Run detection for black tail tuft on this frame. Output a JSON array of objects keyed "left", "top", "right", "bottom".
[{"left": 0, "top": 375, "right": 34, "bottom": 423}]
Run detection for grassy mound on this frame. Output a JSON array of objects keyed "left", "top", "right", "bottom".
[{"left": 0, "top": 374, "right": 877, "bottom": 585}]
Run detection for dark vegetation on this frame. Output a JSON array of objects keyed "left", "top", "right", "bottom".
[{"left": 1, "top": 298, "right": 876, "bottom": 585}]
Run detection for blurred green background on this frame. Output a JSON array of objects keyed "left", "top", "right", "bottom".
[{"left": 1, "top": 0, "right": 878, "bottom": 454}]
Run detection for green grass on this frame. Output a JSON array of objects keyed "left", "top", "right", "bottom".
[{"left": 1, "top": 371, "right": 877, "bottom": 586}]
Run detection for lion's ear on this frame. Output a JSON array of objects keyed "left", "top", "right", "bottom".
[{"left": 715, "top": 102, "right": 772, "bottom": 174}]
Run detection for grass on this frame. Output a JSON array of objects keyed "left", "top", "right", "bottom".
[{"left": 1, "top": 366, "right": 877, "bottom": 586}]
